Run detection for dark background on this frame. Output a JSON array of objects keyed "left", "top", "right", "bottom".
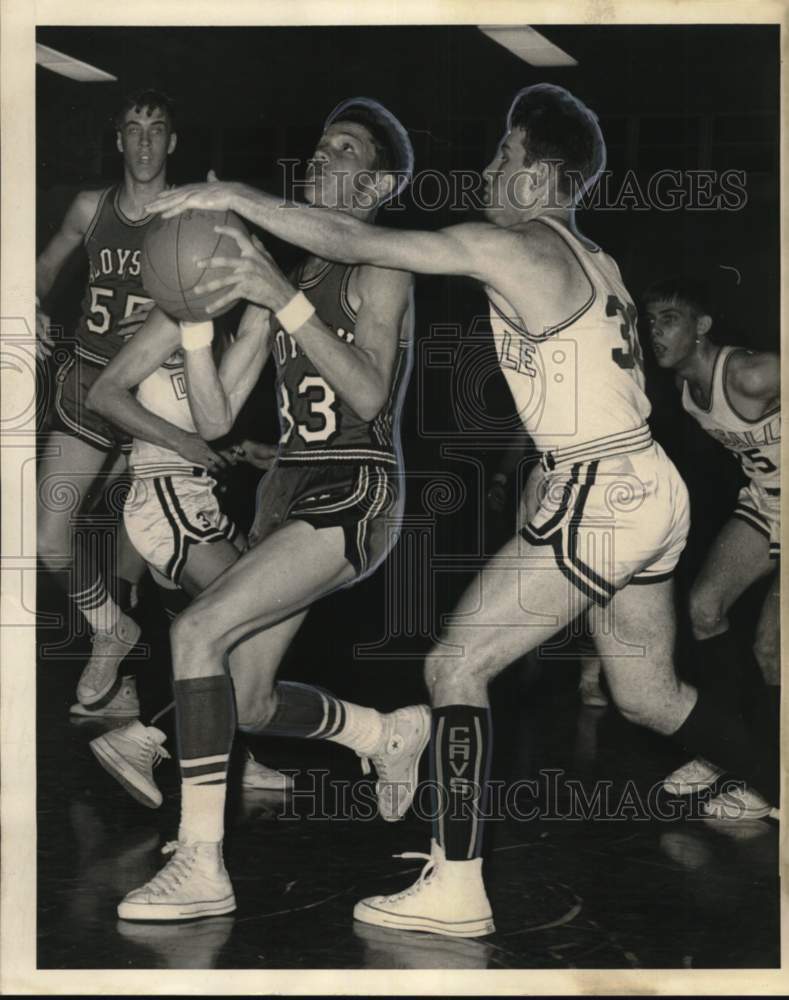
[{"left": 36, "top": 22, "right": 779, "bottom": 707}]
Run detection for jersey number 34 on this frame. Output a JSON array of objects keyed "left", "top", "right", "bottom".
[{"left": 606, "top": 295, "right": 643, "bottom": 373}]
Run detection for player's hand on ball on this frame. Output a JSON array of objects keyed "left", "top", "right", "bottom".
[
  {"left": 35, "top": 304, "right": 54, "bottom": 359},
  {"left": 176, "top": 432, "right": 229, "bottom": 473},
  {"left": 195, "top": 226, "right": 293, "bottom": 314},
  {"left": 145, "top": 181, "right": 239, "bottom": 219}
]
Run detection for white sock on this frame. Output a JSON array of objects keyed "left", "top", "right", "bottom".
[
  {"left": 71, "top": 579, "right": 121, "bottom": 634},
  {"left": 329, "top": 701, "right": 386, "bottom": 756},
  {"left": 179, "top": 782, "right": 226, "bottom": 844}
]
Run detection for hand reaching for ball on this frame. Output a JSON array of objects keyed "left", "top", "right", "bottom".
[
  {"left": 145, "top": 171, "right": 238, "bottom": 219},
  {"left": 193, "top": 226, "right": 294, "bottom": 315}
]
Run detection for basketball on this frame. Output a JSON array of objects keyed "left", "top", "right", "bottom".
[{"left": 141, "top": 208, "right": 248, "bottom": 322}]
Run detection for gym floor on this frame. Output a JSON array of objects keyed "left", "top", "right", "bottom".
[{"left": 36, "top": 576, "right": 779, "bottom": 971}]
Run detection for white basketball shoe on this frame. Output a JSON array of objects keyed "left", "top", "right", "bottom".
[{"left": 354, "top": 841, "right": 495, "bottom": 938}]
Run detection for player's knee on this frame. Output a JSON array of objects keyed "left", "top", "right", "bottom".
[
  {"left": 171, "top": 602, "right": 228, "bottom": 666},
  {"left": 688, "top": 587, "right": 726, "bottom": 639}
]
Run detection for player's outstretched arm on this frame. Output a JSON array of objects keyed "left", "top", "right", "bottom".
[
  {"left": 87, "top": 307, "right": 228, "bottom": 472},
  {"left": 182, "top": 305, "right": 273, "bottom": 439},
  {"left": 35, "top": 190, "right": 99, "bottom": 358},
  {"left": 145, "top": 181, "right": 500, "bottom": 280}
]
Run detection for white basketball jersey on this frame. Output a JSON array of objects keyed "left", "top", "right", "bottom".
[
  {"left": 489, "top": 215, "right": 651, "bottom": 458},
  {"left": 682, "top": 346, "right": 780, "bottom": 492},
  {"left": 129, "top": 352, "right": 200, "bottom": 478}
]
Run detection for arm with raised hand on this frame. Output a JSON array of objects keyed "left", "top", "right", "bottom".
[
  {"left": 181, "top": 303, "right": 273, "bottom": 440},
  {"left": 145, "top": 180, "right": 501, "bottom": 280}
]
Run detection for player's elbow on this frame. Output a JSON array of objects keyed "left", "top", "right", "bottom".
[{"left": 352, "top": 381, "right": 387, "bottom": 422}]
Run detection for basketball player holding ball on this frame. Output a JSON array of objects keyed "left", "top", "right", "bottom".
[
  {"left": 116, "top": 99, "right": 430, "bottom": 921},
  {"left": 146, "top": 84, "right": 777, "bottom": 936},
  {"left": 36, "top": 90, "right": 210, "bottom": 713}
]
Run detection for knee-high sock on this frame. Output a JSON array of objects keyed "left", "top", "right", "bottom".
[
  {"left": 175, "top": 674, "right": 235, "bottom": 843},
  {"left": 430, "top": 706, "right": 493, "bottom": 861},
  {"left": 693, "top": 631, "right": 762, "bottom": 713},
  {"left": 237, "top": 681, "right": 385, "bottom": 756},
  {"left": 69, "top": 572, "right": 121, "bottom": 634},
  {"left": 671, "top": 689, "right": 775, "bottom": 802}
]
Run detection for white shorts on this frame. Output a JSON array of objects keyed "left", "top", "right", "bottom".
[
  {"left": 521, "top": 442, "right": 690, "bottom": 605},
  {"left": 733, "top": 481, "right": 780, "bottom": 559},
  {"left": 123, "top": 474, "right": 239, "bottom": 585}
]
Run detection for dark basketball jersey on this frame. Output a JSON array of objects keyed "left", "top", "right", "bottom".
[
  {"left": 74, "top": 186, "right": 156, "bottom": 366},
  {"left": 272, "top": 260, "right": 411, "bottom": 466}
]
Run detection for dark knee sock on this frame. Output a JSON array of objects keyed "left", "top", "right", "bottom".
[
  {"left": 693, "top": 631, "right": 758, "bottom": 712},
  {"left": 671, "top": 689, "right": 775, "bottom": 802},
  {"left": 431, "top": 706, "right": 493, "bottom": 861},
  {"left": 174, "top": 674, "right": 235, "bottom": 841},
  {"left": 238, "top": 681, "right": 343, "bottom": 738}
]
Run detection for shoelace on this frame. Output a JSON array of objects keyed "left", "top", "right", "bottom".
[
  {"left": 141, "top": 841, "right": 197, "bottom": 896},
  {"left": 143, "top": 736, "right": 171, "bottom": 768},
  {"left": 378, "top": 851, "right": 436, "bottom": 902},
  {"left": 359, "top": 731, "right": 405, "bottom": 781}
]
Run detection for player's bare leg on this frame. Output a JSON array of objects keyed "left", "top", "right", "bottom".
[
  {"left": 589, "top": 581, "right": 696, "bottom": 734},
  {"left": 118, "top": 520, "right": 429, "bottom": 921},
  {"left": 664, "top": 517, "right": 776, "bottom": 795},
  {"left": 689, "top": 516, "right": 774, "bottom": 644},
  {"left": 356, "top": 533, "right": 588, "bottom": 937},
  {"left": 753, "top": 572, "right": 779, "bottom": 687},
  {"left": 91, "top": 534, "right": 291, "bottom": 806},
  {"left": 39, "top": 432, "right": 142, "bottom": 704},
  {"left": 354, "top": 533, "right": 778, "bottom": 937}
]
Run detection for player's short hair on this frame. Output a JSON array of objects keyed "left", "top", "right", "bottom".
[
  {"left": 113, "top": 89, "right": 176, "bottom": 132},
  {"left": 642, "top": 275, "right": 714, "bottom": 318},
  {"left": 324, "top": 97, "right": 414, "bottom": 201},
  {"left": 507, "top": 84, "right": 605, "bottom": 200}
]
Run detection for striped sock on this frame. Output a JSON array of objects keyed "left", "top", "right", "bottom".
[
  {"left": 70, "top": 575, "right": 120, "bottom": 634},
  {"left": 431, "top": 706, "right": 493, "bottom": 861},
  {"left": 239, "top": 681, "right": 385, "bottom": 756},
  {"left": 175, "top": 674, "right": 235, "bottom": 843}
]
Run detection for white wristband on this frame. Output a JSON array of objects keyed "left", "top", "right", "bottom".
[
  {"left": 276, "top": 291, "right": 315, "bottom": 335},
  {"left": 180, "top": 321, "right": 214, "bottom": 352}
]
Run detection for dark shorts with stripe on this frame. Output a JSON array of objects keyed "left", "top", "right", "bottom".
[
  {"left": 248, "top": 461, "right": 402, "bottom": 578},
  {"left": 123, "top": 473, "right": 239, "bottom": 585},
  {"left": 732, "top": 482, "right": 780, "bottom": 560},
  {"left": 520, "top": 442, "right": 690, "bottom": 606},
  {"left": 51, "top": 352, "right": 131, "bottom": 453}
]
